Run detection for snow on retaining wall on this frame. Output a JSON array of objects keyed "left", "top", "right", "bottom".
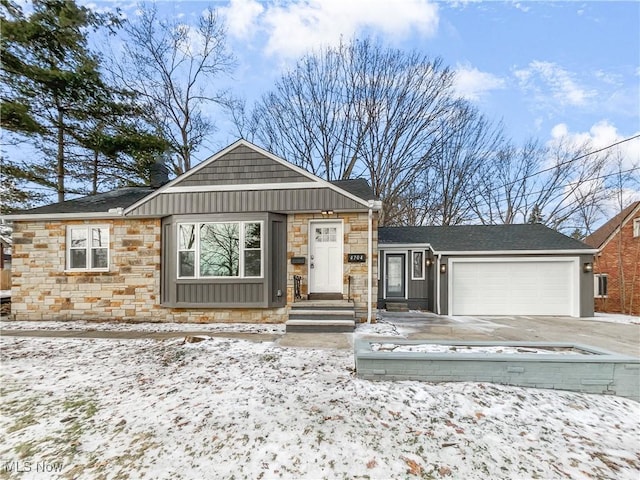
[{"left": 355, "top": 340, "right": 640, "bottom": 401}]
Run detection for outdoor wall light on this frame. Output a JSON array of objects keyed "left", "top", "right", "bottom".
[
  {"left": 321, "top": 210, "right": 335, "bottom": 215},
  {"left": 440, "top": 263, "right": 447, "bottom": 274},
  {"left": 583, "top": 262, "right": 593, "bottom": 273},
  {"left": 425, "top": 258, "right": 433, "bottom": 268}
]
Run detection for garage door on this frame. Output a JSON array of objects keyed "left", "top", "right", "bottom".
[{"left": 450, "top": 259, "right": 577, "bottom": 316}]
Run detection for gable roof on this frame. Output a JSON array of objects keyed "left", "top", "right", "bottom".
[
  {"left": 379, "top": 224, "right": 596, "bottom": 253},
  {"left": 584, "top": 201, "right": 640, "bottom": 249},
  {"left": 2, "top": 140, "right": 379, "bottom": 220},
  {"left": 124, "top": 139, "right": 378, "bottom": 215},
  {"left": 3, "top": 187, "right": 155, "bottom": 219}
]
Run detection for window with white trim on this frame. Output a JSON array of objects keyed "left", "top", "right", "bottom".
[
  {"left": 633, "top": 218, "right": 640, "bottom": 238},
  {"left": 67, "top": 226, "right": 109, "bottom": 270},
  {"left": 411, "top": 251, "right": 425, "bottom": 280},
  {"left": 594, "top": 274, "right": 608, "bottom": 298},
  {"left": 177, "top": 221, "right": 262, "bottom": 278}
]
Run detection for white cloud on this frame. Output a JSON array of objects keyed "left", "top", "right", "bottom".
[
  {"left": 549, "top": 120, "right": 640, "bottom": 171},
  {"left": 221, "top": 0, "right": 439, "bottom": 59},
  {"left": 220, "top": 0, "right": 264, "bottom": 39},
  {"left": 454, "top": 64, "right": 505, "bottom": 101},
  {"left": 514, "top": 60, "right": 596, "bottom": 107}
]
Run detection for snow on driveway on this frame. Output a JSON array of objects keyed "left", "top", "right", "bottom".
[{"left": 1, "top": 335, "right": 638, "bottom": 480}]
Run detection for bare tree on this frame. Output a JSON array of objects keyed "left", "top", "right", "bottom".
[
  {"left": 413, "top": 101, "right": 504, "bottom": 226},
  {"left": 237, "top": 38, "right": 455, "bottom": 225},
  {"left": 113, "top": 3, "right": 235, "bottom": 175},
  {"left": 472, "top": 137, "right": 610, "bottom": 234}
]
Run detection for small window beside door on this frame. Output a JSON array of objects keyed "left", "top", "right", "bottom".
[
  {"left": 594, "top": 274, "right": 608, "bottom": 298},
  {"left": 412, "top": 251, "right": 425, "bottom": 280}
]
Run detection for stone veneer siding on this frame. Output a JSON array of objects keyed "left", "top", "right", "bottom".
[
  {"left": 11, "top": 213, "right": 378, "bottom": 323},
  {"left": 11, "top": 219, "right": 286, "bottom": 323},
  {"left": 287, "top": 212, "right": 378, "bottom": 320}
]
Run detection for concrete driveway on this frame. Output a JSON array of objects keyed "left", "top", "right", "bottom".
[{"left": 373, "top": 311, "right": 640, "bottom": 358}]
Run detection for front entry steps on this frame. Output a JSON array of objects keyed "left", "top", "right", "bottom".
[
  {"left": 286, "top": 300, "right": 355, "bottom": 333},
  {"left": 386, "top": 302, "right": 409, "bottom": 312}
]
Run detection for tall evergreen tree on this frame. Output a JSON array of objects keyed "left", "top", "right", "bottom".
[{"left": 1, "top": 0, "right": 167, "bottom": 208}]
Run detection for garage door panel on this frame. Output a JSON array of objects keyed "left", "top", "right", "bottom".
[{"left": 451, "top": 259, "right": 575, "bottom": 316}]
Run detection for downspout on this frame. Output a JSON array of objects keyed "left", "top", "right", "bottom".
[
  {"left": 435, "top": 254, "right": 442, "bottom": 315},
  {"left": 367, "top": 203, "right": 373, "bottom": 323}
]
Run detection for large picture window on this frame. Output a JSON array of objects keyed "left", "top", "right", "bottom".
[
  {"left": 67, "top": 226, "right": 109, "bottom": 271},
  {"left": 177, "top": 221, "right": 262, "bottom": 278}
]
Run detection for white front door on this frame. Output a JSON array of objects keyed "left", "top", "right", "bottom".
[{"left": 309, "top": 221, "right": 343, "bottom": 293}]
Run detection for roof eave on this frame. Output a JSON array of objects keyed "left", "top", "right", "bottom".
[
  {"left": 434, "top": 249, "right": 598, "bottom": 255},
  {"left": 592, "top": 203, "right": 640, "bottom": 250},
  {"left": 1, "top": 211, "right": 127, "bottom": 221}
]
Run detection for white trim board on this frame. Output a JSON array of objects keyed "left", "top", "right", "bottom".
[{"left": 165, "top": 182, "right": 325, "bottom": 194}]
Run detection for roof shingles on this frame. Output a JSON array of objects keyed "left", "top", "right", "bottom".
[
  {"left": 379, "top": 224, "right": 593, "bottom": 252},
  {"left": 19, "top": 187, "right": 155, "bottom": 215}
]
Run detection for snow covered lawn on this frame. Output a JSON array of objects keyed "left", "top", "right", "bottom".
[{"left": 1, "top": 335, "right": 639, "bottom": 479}]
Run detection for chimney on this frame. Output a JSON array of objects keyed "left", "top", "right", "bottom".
[{"left": 149, "top": 161, "right": 170, "bottom": 188}]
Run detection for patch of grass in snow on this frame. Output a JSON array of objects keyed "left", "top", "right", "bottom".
[
  {"left": 2, "top": 395, "right": 40, "bottom": 434},
  {"left": 13, "top": 440, "right": 38, "bottom": 459},
  {"left": 7, "top": 412, "right": 37, "bottom": 433}
]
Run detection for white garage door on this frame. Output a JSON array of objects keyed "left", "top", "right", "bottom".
[{"left": 450, "top": 258, "right": 577, "bottom": 316}]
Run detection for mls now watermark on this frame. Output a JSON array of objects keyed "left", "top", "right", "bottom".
[{"left": 2, "top": 460, "right": 64, "bottom": 474}]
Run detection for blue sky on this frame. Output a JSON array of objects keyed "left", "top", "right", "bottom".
[{"left": 85, "top": 0, "right": 640, "bottom": 169}]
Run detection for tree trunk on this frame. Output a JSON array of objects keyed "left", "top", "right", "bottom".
[
  {"left": 56, "top": 107, "right": 65, "bottom": 203},
  {"left": 92, "top": 149, "right": 99, "bottom": 195}
]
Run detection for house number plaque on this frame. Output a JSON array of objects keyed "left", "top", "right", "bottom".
[{"left": 348, "top": 254, "right": 366, "bottom": 263}]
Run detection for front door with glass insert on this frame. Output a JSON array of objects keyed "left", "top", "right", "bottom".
[
  {"left": 309, "top": 221, "right": 343, "bottom": 293},
  {"left": 385, "top": 254, "right": 406, "bottom": 298}
]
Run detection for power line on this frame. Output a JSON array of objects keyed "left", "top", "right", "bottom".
[
  {"left": 493, "top": 134, "right": 640, "bottom": 193},
  {"left": 511, "top": 166, "right": 640, "bottom": 200}
]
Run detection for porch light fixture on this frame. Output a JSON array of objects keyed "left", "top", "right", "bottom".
[
  {"left": 321, "top": 210, "right": 335, "bottom": 215},
  {"left": 440, "top": 263, "right": 447, "bottom": 274},
  {"left": 425, "top": 258, "right": 433, "bottom": 268},
  {"left": 583, "top": 262, "right": 593, "bottom": 273}
]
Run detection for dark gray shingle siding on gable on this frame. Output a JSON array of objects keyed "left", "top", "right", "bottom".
[
  {"left": 180, "top": 145, "right": 313, "bottom": 186},
  {"left": 379, "top": 224, "right": 593, "bottom": 251},
  {"left": 17, "top": 187, "right": 155, "bottom": 215}
]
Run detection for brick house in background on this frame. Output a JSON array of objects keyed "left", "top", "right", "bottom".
[{"left": 584, "top": 201, "right": 640, "bottom": 316}]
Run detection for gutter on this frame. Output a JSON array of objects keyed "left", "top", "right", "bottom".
[
  {"left": 1, "top": 208, "right": 126, "bottom": 221},
  {"left": 367, "top": 200, "right": 383, "bottom": 323},
  {"left": 435, "top": 254, "right": 442, "bottom": 315}
]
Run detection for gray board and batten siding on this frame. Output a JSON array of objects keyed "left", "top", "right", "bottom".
[
  {"left": 161, "top": 212, "right": 288, "bottom": 309},
  {"left": 128, "top": 189, "right": 368, "bottom": 216}
]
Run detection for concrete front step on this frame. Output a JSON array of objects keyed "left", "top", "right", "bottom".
[
  {"left": 287, "top": 299, "right": 356, "bottom": 332},
  {"left": 288, "top": 310, "right": 355, "bottom": 321},
  {"left": 291, "top": 300, "right": 354, "bottom": 309},
  {"left": 285, "top": 319, "right": 355, "bottom": 333},
  {"left": 386, "top": 302, "right": 409, "bottom": 312}
]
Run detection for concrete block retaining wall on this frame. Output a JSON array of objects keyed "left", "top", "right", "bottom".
[{"left": 355, "top": 340, "right": 640, "bottom": 401}]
